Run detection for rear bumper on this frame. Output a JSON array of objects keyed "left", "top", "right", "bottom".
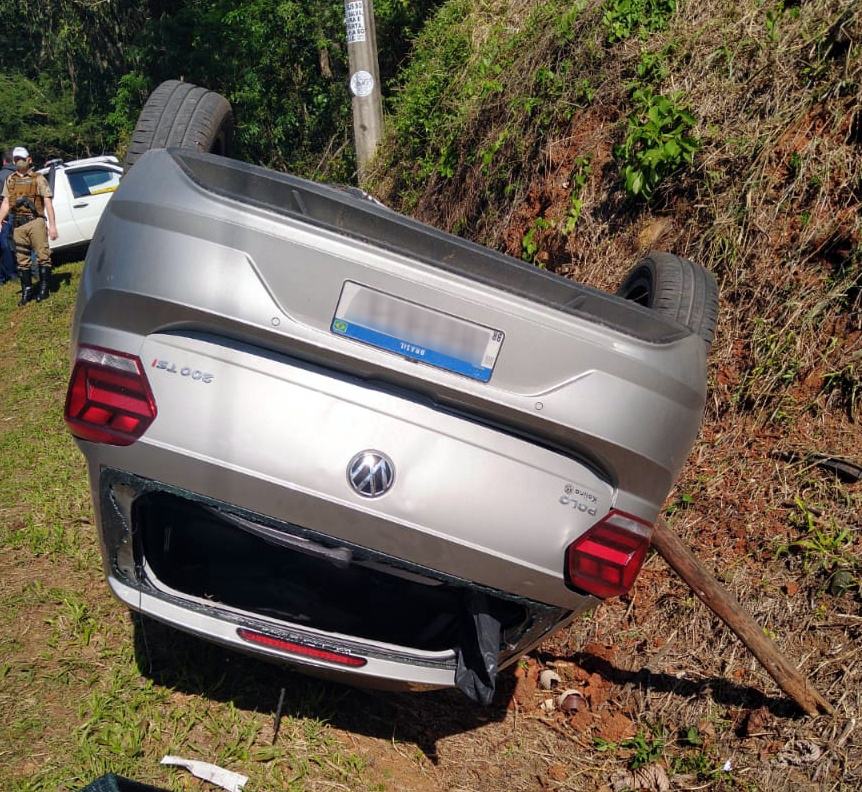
[
  {"left": 97, "top": 468, "right": 586, "bottom": 691},
  {"left": 107, "top": 578, "right": 459, "bottom": 691}
]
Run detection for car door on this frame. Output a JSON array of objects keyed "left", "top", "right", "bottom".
[
  {"left": 61, "top": 166, "right": 123, "bottom": 244},
  {"left": 45, "top": 168, "right": 81, "bottom": 247}
]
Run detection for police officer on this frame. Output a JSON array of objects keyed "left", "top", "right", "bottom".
[{"left": 0, "top": 146, "right": 58, "bottom": 306}]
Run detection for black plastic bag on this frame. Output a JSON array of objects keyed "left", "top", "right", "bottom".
[{"left": 454, "top": 590, "right": 501, "bottom": 705}]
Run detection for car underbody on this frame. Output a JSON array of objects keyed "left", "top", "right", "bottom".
[{"left": 65, "top": 145, "right": 716, "bottom": 701}]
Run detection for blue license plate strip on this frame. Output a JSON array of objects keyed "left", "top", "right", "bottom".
[{"left": 331, "top": 282, "right": 504, "bottom": 382}]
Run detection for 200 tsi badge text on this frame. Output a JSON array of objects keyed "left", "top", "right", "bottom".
[{"left": 151, "top": 359, "right": 214, "bottom": 383}]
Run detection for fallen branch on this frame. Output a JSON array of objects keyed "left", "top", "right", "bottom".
[{"left": 651, "top": 516, "right": 834, "bottom": 717}]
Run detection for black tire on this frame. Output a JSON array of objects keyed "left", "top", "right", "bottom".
[
  {"left": 123, "top": 80, "right": 234, "bottom": 171},
  {"left": 616, "top": 252, "right": 719, "bottom": 346}
]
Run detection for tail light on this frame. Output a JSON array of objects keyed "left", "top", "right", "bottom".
[
  {"left": 64, "top": 345, "right": 156, "bottom": 446},
  {"left": 237, "top": 628, "right": 367, "bottom": 668},
  {"left": 564, "top": 510, "right": 652, "bottom": 599}
]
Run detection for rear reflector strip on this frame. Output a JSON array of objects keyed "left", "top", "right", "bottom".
[
  {"left": 64, "top": 345, "right": 156, "bottom": 446},
  {"left": 237, "top": 628, "right": 367, "bottom": 668},
  {"left": 564, "top": 510, "right": 652, "bottom": 599}
]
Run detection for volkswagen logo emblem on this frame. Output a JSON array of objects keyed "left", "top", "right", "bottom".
[{"left": 347, "top": 451, "right": 395, "bottom": 498}]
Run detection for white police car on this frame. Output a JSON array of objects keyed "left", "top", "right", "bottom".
[{"left": 40, "top": 156, "right": 122, "bottom": 252}]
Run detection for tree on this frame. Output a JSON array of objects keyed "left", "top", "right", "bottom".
[
  {"left": 0, "top": 0, "right": 146, "bottom": 158},
  {"left": 0, "top": 0, "right": 441, "bottom": 175}
]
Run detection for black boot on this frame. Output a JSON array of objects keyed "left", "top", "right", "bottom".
[
  {"left": 36, "top": 265, "right": 51, "bottom": 302},
  {"left": 18, "top": 271, "right": 33, "bottom": 307}
]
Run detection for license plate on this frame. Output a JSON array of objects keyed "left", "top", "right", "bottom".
[{"left": 331, "top": 282, "right": 504, "bottom": 382}]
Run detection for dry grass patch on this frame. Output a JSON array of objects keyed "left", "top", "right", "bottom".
[{"left": 370, "top": 0, "right": 862, "bottom": 788}]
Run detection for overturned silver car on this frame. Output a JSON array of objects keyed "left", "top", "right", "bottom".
[{"left": 65, "top": 143, "right": 716, "bottom": 703}]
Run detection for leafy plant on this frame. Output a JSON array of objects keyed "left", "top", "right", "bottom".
[
  {"left": 105, "top": 72, "right": 151, "bottom": 153},
  {"left": 636, "top": 46, "right": 671, "bottom": 83},
  {"left": 615, "top": 87, "right": 699, "bottom": 199},
  {"left": 666, "top": 491, "right": 695, "bottom": 516},
  {"left": 1, "top": 0, "right": 442, "bottom": 177},
  {"left": 522, "top": 217, "right": 554, "bottom": 264},
  {"left": 671, "top": 746, "right": 733, "bottom": 783},
  {"left": 765, "top": 7, "right": 781, "bottom": 41},
  {"left": 390, "top": 0, "right": 475, "bottom": 179},
  {"left": 621, "top": 723, "right": 668, "bottom": 769},
  {"left": 511, "top": 64, "right": 594, "bottom": 132},
  {"left": 479, "top": 129, "right": 511, "bottom": 177},
  {"left": 774, "top": 497, "right": 860, "bottom": 596},
  {"left": 564, "top": 155, "right": 593, "bottom": 234},
  {"left": 602, "top": 0, "right": 677, "bottom": 43},
  {"left": 786, "top": 497, "right": 856, "bottom": 575},
  {"left": 520, "top": 154, "right": 593, "bottom": 262},
  {"left": 681, "top": 725, "right": 703, "bottom": 747},
  {"left": 554, "top": 0, "right": 591, "bottom": 41},
  {"left": 594, "top": 736, "right": 619, "bottom": 753}
]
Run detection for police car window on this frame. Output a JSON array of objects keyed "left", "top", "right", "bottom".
[{"left": 67, "top": 169, "right": 122, "bottom": 199}]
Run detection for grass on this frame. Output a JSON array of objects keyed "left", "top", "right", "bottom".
[
  {"left": 2, "top": 2, "right": 861, "bottom": 780},
  {"left": 0, "top": 263, "right": 384, "bottom": 791},
  {"left": 0, "top": 272, "right": 92, "bottom": 558},
  {"left": 0, "top": 270, "right": 856, "bottom": 789}
]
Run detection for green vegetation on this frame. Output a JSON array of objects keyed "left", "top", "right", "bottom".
[
  {"left": 521, "top": 155, "right": 592, "bottom": 262},
  {"left": 1, "top": 1, "right": 861, "bottom": 788},
  {"left": 734, "top": 318, "right": 802, "bottom": 421},
  {"left": 602, "top": 0, "right": 677, "bottom": 43},
  {"left": 0, "top": 0, "right": 439, "bottom": 178},
  {"left": 374, "top": 9, "right": 861, "bottom": 783},
  {"left": 372, "top": 0, "right": 860, "bottom": 445},
  {"left": 614, "top": 87, "right": 699, "bottom": 200},
  {"left": 563, "top": 155, "right": 593, "bottom": 233},
  {"left": 386, "top": 0, "right": 600, "bottom": 196},
  {"left": 371, "top": 0, "right": 705, "bottom": 248},
  {"left": 0, "top": 266, "right": 381, "bottom": 790},
  {"left": 389, "top": 0, "right": 475, "bottom": 182},
  {"left": 670, "top": 726, "right": 736, "bottom": 785},
  {"left": 620, "top": 723, "right": 668, "bottom": 769},
  {"left": 779, "top": 497, "right": 860, "bottom": 593}
]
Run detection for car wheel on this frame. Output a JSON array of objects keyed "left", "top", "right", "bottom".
[
  {"left": 123, "top": 80, "right": 234, "bottom": 171},
  {"left": 616, "top": 252, "right": 719, "bottom": 345}
]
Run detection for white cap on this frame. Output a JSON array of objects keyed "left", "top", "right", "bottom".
[{"left": 12, "top": 146, "right": 29, "bottom": 160}]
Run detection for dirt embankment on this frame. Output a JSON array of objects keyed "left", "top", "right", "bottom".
[{"left": 367, "top": 0, "right": 862, "bottom": 787}]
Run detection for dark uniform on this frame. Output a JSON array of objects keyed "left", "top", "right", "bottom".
[{"left": 0, "top": 152, "right": 16, "bottom": 283}]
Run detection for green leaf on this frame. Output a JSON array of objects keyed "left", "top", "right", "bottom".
[{"left": 627, "top": 168, "right": 644, "bottom": 195}]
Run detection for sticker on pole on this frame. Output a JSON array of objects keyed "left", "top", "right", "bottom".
[
  {"left": 345, "top": 1, "right": 366, "bottom": 43},
  {"left": 349, "top": 70, "right": 375, "bottom": 97}
]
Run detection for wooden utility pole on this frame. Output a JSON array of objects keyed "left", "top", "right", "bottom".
[
  {"left": 344, "top": 0, "right": 383, "bottom": 178},
  {"left": 652, "top": 516, "right": 833, "bottom": 717}
]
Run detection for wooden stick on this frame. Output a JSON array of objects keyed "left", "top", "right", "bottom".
[{"left": 651, "top": 516, "right": 834, "bottom": 717}]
